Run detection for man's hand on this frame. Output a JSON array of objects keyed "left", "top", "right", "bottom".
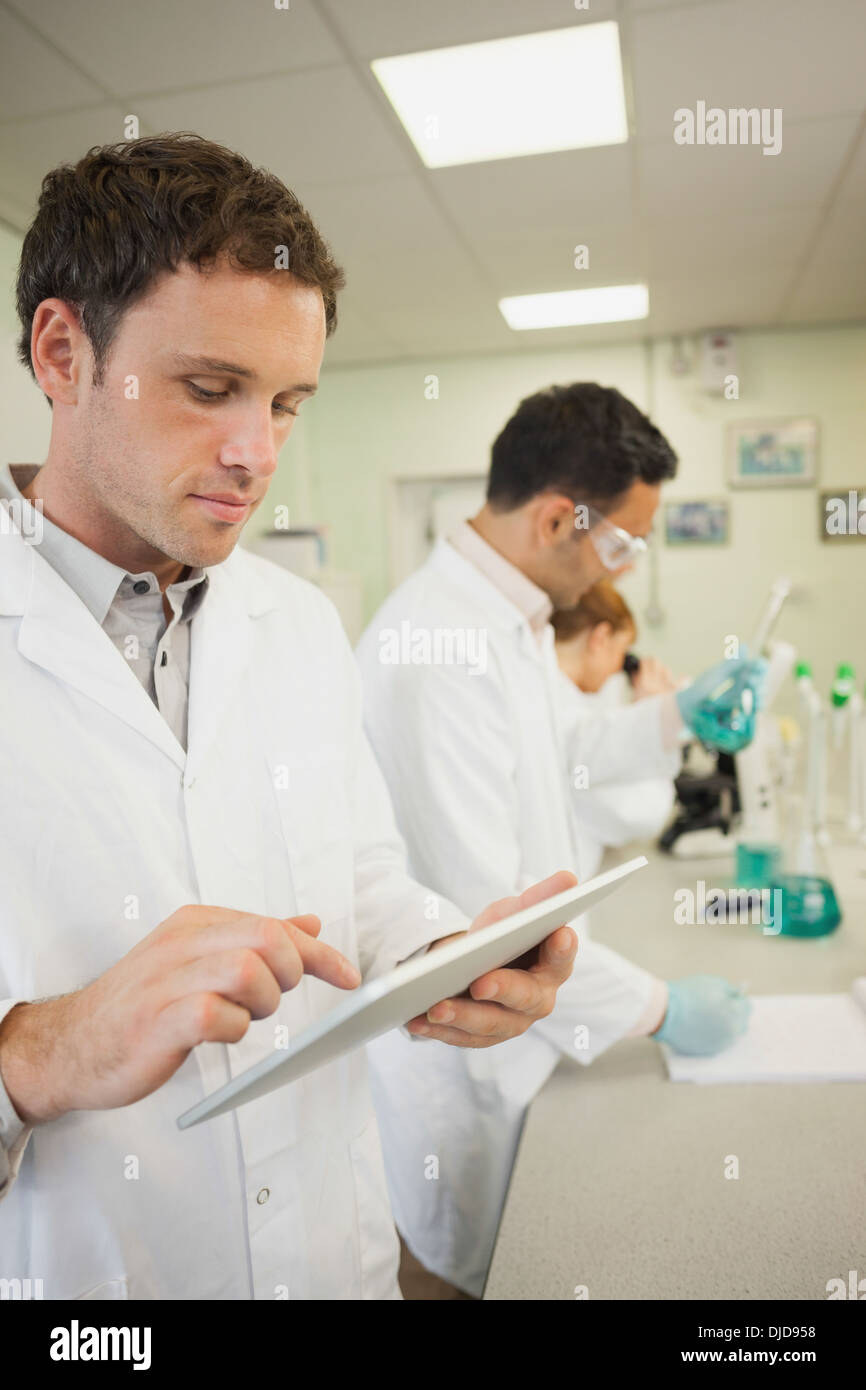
[
  {"left": 405, "top": 870, "right": 578, "bottom": 1048},
  {"left": 0, "top": 905, "right": 361, "bottom": 1126}
]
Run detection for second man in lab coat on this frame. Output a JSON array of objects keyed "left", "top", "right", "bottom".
[{"left": 357, "top": 382, "right": 753, "bottom": 1297}]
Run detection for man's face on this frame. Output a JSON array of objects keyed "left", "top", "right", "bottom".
[
  {"left": 543, "top": 478, "right": 662, "bottom": 609},
  {"left": 64, "top": 258, "right": 326, "bottom": 572}
]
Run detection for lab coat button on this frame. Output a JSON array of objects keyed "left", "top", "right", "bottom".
[{"left": 256, "top": 1187, "right": 270, "bottom": 1205}]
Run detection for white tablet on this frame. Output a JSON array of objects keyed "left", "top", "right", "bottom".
[{"left": 177, "top": 854, "right": 647, "bottom": 1128}]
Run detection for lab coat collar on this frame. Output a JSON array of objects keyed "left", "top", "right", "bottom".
[
  {"left": 0, "top": 516, "right": 279, "bottom": 778},
  {"left": 1, "top": 464, "right": 210, "bottom": 625},
  {"left": 447, "top": 521, "right": 553, "bottom": 636},
  {"left": 429, "top": 537, "right": 550, "bottom": 661}
]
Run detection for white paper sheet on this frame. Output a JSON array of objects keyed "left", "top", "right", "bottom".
[{"left": 662, "top": 979, "right": 866, "bottom": 1084}]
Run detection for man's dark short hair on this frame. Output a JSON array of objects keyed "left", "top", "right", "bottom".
[
  {"left": 16, "top": 131, "right": 345, "bottom": 404},
  {"left": 487, "top": 382, "right": 678, "bottom": 511}
]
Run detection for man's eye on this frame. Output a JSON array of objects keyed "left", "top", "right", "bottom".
[
  {"left": 186, "top": 383, "right": 297, "bottom": 416},
  {"left": 187, "top": 383, "right": 227, "bottom": 402}
]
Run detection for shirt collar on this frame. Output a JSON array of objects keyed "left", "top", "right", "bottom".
[
  {"left": 447, "top": 520, "right": 553, "bottom": 636},
  {"left": 0, "top": 463, "right": 208, "bottom": 624}
]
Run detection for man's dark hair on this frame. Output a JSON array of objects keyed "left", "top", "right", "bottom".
[
  {"left": 16, "top": 131, "right": 345, "bottom": 403},
  {"left": 486, "top": 383, "right": 678, "bottom": 511}
]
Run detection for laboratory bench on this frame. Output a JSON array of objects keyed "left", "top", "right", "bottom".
[{"left": 484, "top": 840, "right": 866, "bottom": 1300}]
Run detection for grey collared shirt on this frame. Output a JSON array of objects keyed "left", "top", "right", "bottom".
[{"left": 0, "top": 464, "right": 208, "bottom": 750}]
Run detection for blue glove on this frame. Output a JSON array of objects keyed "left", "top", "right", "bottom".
[
  {"left": 676, "top": 653, "right": 768, "bottom": 753},
  {"left": 654, "top": 974, "right": 751, "bottom": 1056}
]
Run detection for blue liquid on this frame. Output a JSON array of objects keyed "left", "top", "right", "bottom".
[
  {"left": 736, "top": 842, "right": 782, "bottom": 889},
  {"left": 767, "top": 874, "right": 842, "bottom": 937},
  {"left": 688, "top": 701, "right": 757, "bottom": 753}
]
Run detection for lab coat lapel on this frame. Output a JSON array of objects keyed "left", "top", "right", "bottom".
[
  {"left": 9, "top": 528, "right": 186, "bottom": 772},
  {"left": 184, "top": 551, "right": 258, "bottom": 784}
]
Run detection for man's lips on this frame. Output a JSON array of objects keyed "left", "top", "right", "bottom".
[{"left": 190, "top": 493, "right": 254, "bottom": 522}]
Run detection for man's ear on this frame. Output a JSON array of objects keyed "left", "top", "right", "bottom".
[
  {"left": 535, "top": 493, "right": 576, "bottom": 544},
  {"left": 30, "top": 298, "right": 91, "bottom": 406}
]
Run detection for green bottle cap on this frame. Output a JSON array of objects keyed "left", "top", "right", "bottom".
[
  {"left": 831, "top": 663, "right": 855, "bottom": 706},
  {"left": 795, "top": 662, "right": 812, "bottom": 678}
]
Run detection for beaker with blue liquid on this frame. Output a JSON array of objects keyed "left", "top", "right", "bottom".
[{"left": 687, "top": 670, "right": 758, "bottom": 753}]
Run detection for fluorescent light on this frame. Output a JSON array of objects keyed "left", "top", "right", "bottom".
[
  {"left": 372, "top": 22, "right": 628, "bottom": 168},
  {"left": 499, "top": 285, "right": 649, "bottom": 330}
]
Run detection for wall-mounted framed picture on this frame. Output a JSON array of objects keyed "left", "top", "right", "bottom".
[
  {"left": 819, "top": 488, "right": 866, "bottom": 542},
  {"left": 664, "top": 498, "right": 730, "bottom": 546},
  {"left": 727, "top": 417, "right": 818, "bottom": 488}
]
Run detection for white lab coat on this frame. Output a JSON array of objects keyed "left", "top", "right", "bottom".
[
  {"left": 0, "top": 520, "right": 467, "bottom": 1300},
  {"left": 558, "top": 671, "right": 677, "bottom": 879},
  {"left": 357, "top": 538, "right": 680, "bottom": 1296}
]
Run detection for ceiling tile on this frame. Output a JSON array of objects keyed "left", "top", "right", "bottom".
[
  {"left": 624, "top": 0, "right": 708, "bottom": 9},
  {"left": 646, "top": 267, "right": 792, "bottom": 333},
  {"left": 833, "top": 125, "right": 866, "bottom": 212},
  {"left": 0, "top": 8, "right": 104, "bottom": 122},
  {"left": 781, "top": 277, "right": 866, "bottom": 323},
  {"left": 296, "top": 173, "right": 474, "bottom": 259},
  {"left": 4, "top": 0, "right": 341, "bottom": 96},
  {"left": 473, "top": 221, "right": 647, "bottom": 297},
  {"left": 322, "top": 0, "right": 618, "bottom": 59},
  {"left": 371, "top": 288, "right": 511, "bottom": 351},
  {"left": 261, "top": 173, "right": 490, "bottom": 319},
  {"left": 432, "top": 144, "right": 634, "bottom": 239},
  {"left": 630, "top": 0, "right": 866, "bottom": 141},
  {"left": 645, "top": 205, "right": 818, "bottom": 276},
  {"left": 636, "top": 116, "right": 860, "bottom": 218},
  {"left": 781, "top": 202, "right": 866, "bottom": 322},
  {"left": 136, "top": 67, "right": 416, "bottom": 186}
]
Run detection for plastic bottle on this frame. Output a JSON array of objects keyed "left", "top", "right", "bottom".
[
  {"left": 846, "top": 682, "right": 863, "bottom": 834},
  {"left": 764, "top": 660, "right": 842, "bottom": 936},
  {"left": 828, "top": 663, "right": 856, "bottom": 830}
]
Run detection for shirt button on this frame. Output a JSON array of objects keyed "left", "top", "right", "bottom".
[
  {"left": 132, "top": 580, "right": 150, "bottom": 595},
  {"left": 256, "top": 1187, "right": 270, "bottom": 1205}
]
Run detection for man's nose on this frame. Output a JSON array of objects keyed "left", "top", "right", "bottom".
[{"left": 218, "top": 407, "right": 281, "bottom": 478}]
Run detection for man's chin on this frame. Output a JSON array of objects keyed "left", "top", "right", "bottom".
[
  {"left": 169, "top": 529, "right": 244, "bottom": 571},
  {"left": 194, "top": 540, "right": 242, "bottom": 569}
]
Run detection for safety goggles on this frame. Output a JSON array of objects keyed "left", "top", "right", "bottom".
[{"left": 573, "top": 502, "right": 649, "bottom": 571}]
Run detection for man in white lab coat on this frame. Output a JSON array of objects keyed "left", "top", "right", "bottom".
[
  {"left": 0, "top": 134, "right": 580, "bottom": 1300},
  {"left": 357, "top": 383, "right": 756, "bottom": 1297}
]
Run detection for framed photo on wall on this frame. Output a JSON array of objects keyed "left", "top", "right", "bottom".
[
  {"left": 664, "top": 499, "right": 730, "bottom": 545},
  {"left": 727, "top": 417, "right": 818, "bottom": 488}
]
